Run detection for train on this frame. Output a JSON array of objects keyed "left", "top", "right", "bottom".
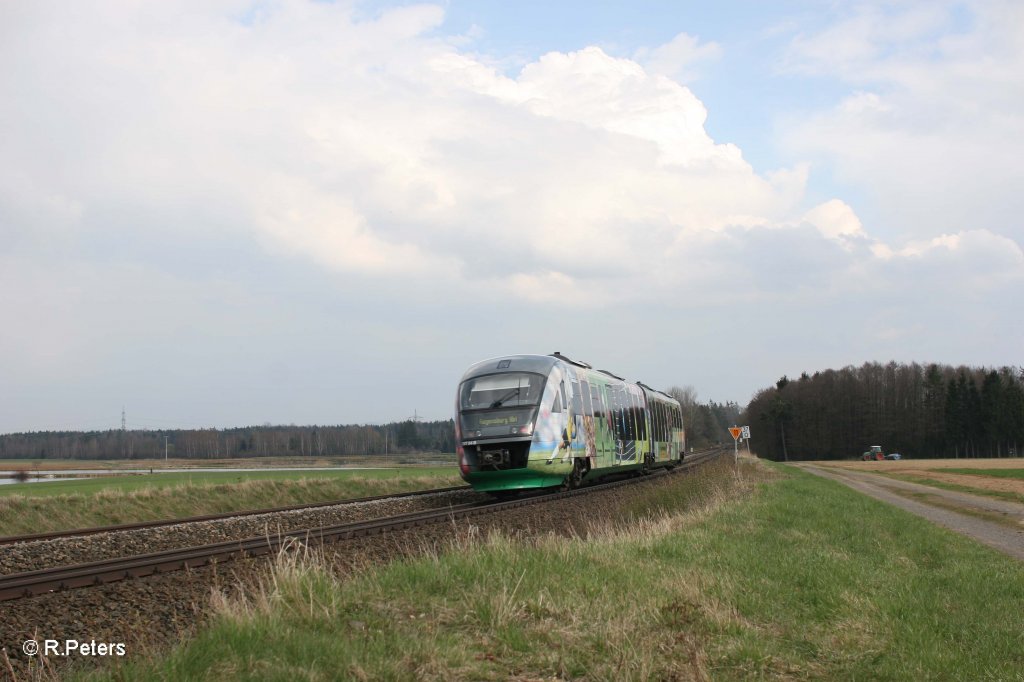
[{"left": 455, "top": 352, "right": 685, "bottom": 493}]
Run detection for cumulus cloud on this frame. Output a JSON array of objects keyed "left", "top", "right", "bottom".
[
  {"left": 10, "top": 0, "right": 996, "bottom": 308},
  {"left": 802, "top": 199, "right": 865, "bottom": 241},
  {"left": 779, "top": 1, "right": 1024, "bottom": 241},
  {"left": 5, "top": 2, "right": 827, "bottom": 308}
]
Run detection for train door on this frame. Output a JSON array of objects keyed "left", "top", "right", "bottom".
[
  {"left": 568, "top": 376, "right": 584, "bottom": 457},
  {"left": 608, "top": 383, "right": 632, "bottom": 464},
  {"left": 577, "top": 378, "right": 595, "bottom": 466},
  {"left": 590, "top": 381, "right": 613, "bottom": 467}
]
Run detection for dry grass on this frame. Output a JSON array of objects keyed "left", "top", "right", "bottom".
[
  {"left": 818, "top": 457, "right": 1024, "bottom": 471},
  {"left": 815, "top": 457, "right": 1024, "bottom": 497}
]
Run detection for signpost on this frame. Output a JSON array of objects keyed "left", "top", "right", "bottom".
[{"left": 729, "top": 426, "right": 742, "bottom": 468}]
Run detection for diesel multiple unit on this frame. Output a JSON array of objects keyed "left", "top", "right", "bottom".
[{"left": 455, "top": 353, "right": 685, "bottom": 492}]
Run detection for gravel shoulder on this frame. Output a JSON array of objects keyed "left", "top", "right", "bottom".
[{"left": 797, "top": 464, "right": 1024, "bottom": 561}]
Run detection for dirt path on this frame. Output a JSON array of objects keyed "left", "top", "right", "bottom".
[{"left": 796, "top": 464, "right": 1024, "bottom": 562}]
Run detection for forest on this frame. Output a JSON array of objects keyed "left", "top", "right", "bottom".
[{"left": 745, "top": 362, "right": 1024, "bottom": 461}]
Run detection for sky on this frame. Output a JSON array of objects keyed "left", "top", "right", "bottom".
[{"left": 2, "top": 0, "right": 1022, "bottom": 432}]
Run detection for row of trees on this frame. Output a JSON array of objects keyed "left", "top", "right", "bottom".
[
  {"left": 2, "top": 391, "right": 743, "bottom": 461},
  {"left": 745, "top": 362, "right": 1024, "bottom": 461},
  {"left": 669, "top": 387, "right": 742, "bottom": 449},
  {"left": 0, "top": 420, "right": 455, "bottom": 461}
]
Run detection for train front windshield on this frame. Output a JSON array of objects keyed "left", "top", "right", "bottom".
[{"left": 458, "top": 372, "right": 545, "bottom": 439}]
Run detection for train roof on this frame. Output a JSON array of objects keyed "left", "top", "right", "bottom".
[
  {"left": 458, "top": 354, "right": 560, "bottom": 382},
  {"left": 637, "top": 381, "right": 682, "bottom": 404},
  {"left": 459, "top": 354, "right": 682, "bottom": 405}
]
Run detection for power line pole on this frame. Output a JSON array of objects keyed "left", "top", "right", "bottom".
[{"left": 121, "top": 407, "right": 126, "bottom": 431}]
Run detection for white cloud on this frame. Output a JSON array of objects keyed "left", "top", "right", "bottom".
[
  {"left": 802, "top": 199, "right": 865, "bottom": 240},
  {"left": 780, "top": 1, "right": 1024, "bottom": 241},
  {"left": 634, "top": 31, "right": 722, "bottom": 82}
]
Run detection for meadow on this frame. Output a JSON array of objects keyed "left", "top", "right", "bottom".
[
  {"left": 77, "top": 460, "right": 1024, "bottom": 680},
  {"left": 0, "top": 467, "right": 461, "bottom": 536}
]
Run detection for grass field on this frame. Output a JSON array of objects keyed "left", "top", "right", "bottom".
[
  {"left": 0, "top": 466, "right": 454, "bottom": 498},
  {"left": 0, "top": 454, "right": 455, "bottom": 471},
  {"left": 944, "top": 468, "right": 1024, "bottom": 479},
  {"left": 0, "top": 468, "right": 462, "bottom": 536},
  {"left": 76, "top": 459, "right": 1024, "bottom": 680}
]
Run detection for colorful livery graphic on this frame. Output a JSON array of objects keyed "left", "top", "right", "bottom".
[{"left": 455, "top": 353, "right": 685, "bottom": 492}]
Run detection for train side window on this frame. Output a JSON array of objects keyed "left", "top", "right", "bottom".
[
  {"left": 610, "top": 386, "right": 623, "bottom": 439},
  {"left": 571, "top": 379, "right": 582, "bottom": 414},
  {"left": 622, "top": 390, "right": 632, "bottom": 440},
  {"left": 618, "top": 387, "right": 632, "bottom": 440},
  {"left": 607, "top": 386, "right": 616, "bottom": 428},
  {"left": 551, "top": 391, "right": 562, "bottom": 413},
  {"left": 635, "top": 393, "right": 647, "bottom": 441},
  {"left": 634, "top": 393, "right": 643, "bottom": 440},
  {"left": 629, "top": 391, "right": 642, "bottom": 441}
]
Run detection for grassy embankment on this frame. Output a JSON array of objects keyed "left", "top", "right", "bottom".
[
  {"left": 80, "top": 460, "right": 1024, "bottom": 680},
  {"left": 0, "top": 468, "right": 461, "bottom": 536}
]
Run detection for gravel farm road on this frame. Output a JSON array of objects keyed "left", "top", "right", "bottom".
[{"left": 796, "top": 464, "right": 1024, "bottom": 562}]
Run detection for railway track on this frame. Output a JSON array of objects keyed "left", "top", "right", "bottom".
[
  {"left": 0, "top": 484, "right": 470, "bottom": 546},
  {"left": 0, "top": 448, "right": 726, "bottom": 602}
]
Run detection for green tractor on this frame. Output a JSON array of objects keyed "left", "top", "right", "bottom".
[{"left": 861, "top": 445, "right": 884, "bottom": 461}]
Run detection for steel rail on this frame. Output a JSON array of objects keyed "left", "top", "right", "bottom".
[
  {"left": 0, "top": 485, "right": 471, "bottom": 546},
  {"left": 0, "top": 448, "right": 727, "bottom": 602}
]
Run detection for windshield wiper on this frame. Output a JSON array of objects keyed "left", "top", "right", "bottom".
[{"left": 490, "top": 387, "right": 521, "bottom": 408}]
